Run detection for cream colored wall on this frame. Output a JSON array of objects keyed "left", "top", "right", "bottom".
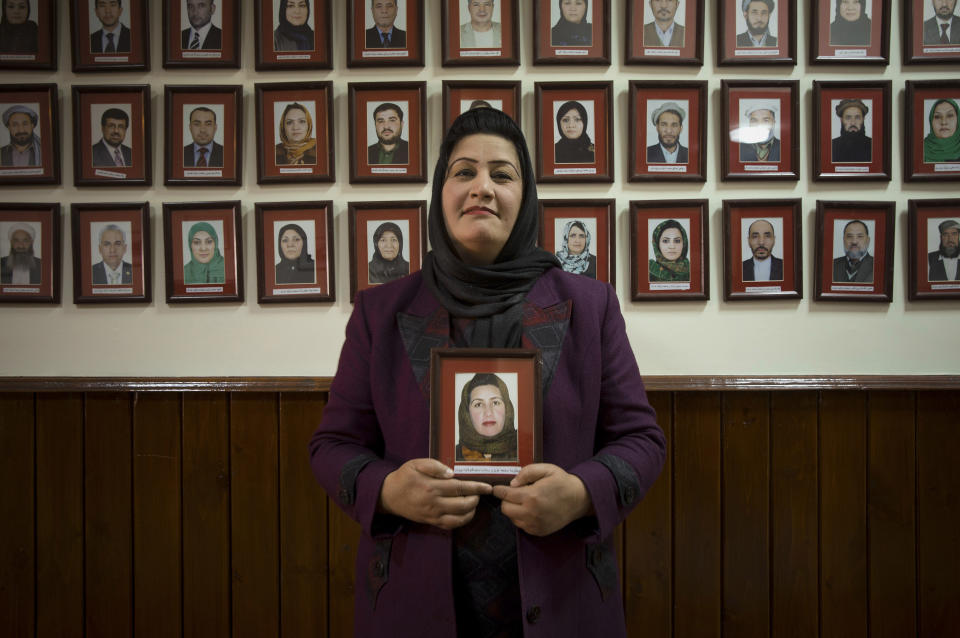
[{"left": 1, "top": 0, "right": 957, "bottom": 377}]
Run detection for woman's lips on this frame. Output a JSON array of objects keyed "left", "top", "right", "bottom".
[{"left": 463, "top": 206, "right": 496, "bottom": 216}]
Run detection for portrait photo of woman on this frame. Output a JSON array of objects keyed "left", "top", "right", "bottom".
[
  {"left": 367, "top": 220, "right": 409, "bottom": 284},
  {"left": 274, "top": 0, "right": 314, "bottom": 51},
  {"left": 829, "top": 0, "right": 871, "bottom": 46},
  {"left": 0, "top": 0, "right": 38, "bottom": 53},
  {"left": 923, "top": 98, "right": 960, "bottom": 163},
  {"left": 275, "top": 102, "right": 317, "bottom": 166},
  {"left": 183, "top": 221, "right": 225, "bottom": 284},
  {"left": 551, "top": 0, "right": 591, "bottom": 46},
  {"left": 555, "top": 219, "right": 596, "bottom": 278},
  {"left": 274, "top": 222, "right": 315, "bottom": 284},
  {"left": 455, "top": 372, "right": 518, "bottom": 463},
  {"left": 553, "top": 100, "right": 595, "bottom": 164},
  {"left": 648, "top": 218, "right": 690, "bottom": 282}
]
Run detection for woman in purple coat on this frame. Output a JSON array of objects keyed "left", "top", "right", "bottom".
[{"left": 309, "top": 107, "right": 665, "bottom": 637}]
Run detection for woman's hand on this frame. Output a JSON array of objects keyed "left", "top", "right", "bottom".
[
  {"left": 492, "top": 464, "right": 594, "bottom": 537},
  {"left": 378, "top": 458, "right": 493, "bottom": 530}
]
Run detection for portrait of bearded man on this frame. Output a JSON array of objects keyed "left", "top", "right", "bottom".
[
  {"left": 831, "top": 98, "right": 872, "bottom": 163},
  {"left": 0, "top": 222, "right": 42, "bottom": 284}
]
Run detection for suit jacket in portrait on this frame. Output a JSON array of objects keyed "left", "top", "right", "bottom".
[
  {"left": 90, "top": 24, "right": 131, "bottom": 53},
  {"left": 92, "top": 260, "right": 133, "bottom": 285},
  {"left": 459, "top": 21, "right": 502, "bottom": 48},
  {"left": 0, "top": 255, "right": 42, "bottom": 284},
  {"left": 181, "top": 25, "right": 223, "bottom": 50},
  {"left": 742, "top": 255, "right": 784, "bottom": 281},
  {"left": 740, "top": 137, "right": 781, "bottom": 163},
  {"left": 183, "top": 142, "right": 224, "bottom": 168},
  {"left": 736, "top": 31, "right": 778, "bottom": 47},
  {"left": 832, "top": 254, "right": 874, "bottom": 283},
  {"left": 642, "top": 21, "right": 685, "bottom": 47},
  {"left": 367, "top": 138, "right": 409, "bottom": 165},
  {"left": 365, "top": 25, "right": 406, "bottom": 48},
  {"left": 92, "top": 139, "right": 133, "bottom": 167},
  {"left": 923, "top": 15, "right": 960, "bottom": 44},
  {"left": 928, "top": 250, "right": 960, "bottom": 281},
  {"left": 646, "top": 143, "right": 689, "bottom": 164}
]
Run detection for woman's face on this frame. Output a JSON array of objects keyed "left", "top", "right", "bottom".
[
  {"left": 932, "top": 102, "right": 958, "bottom": 140},
  {"left": 442, "top": 133, "right": 523, "bottom": 266},
  {"left": 4, "top": 0, "right": 28, "bottom": 24},
  {"left": 280, "top": 229, "right": 303, "bottom": 260},
  {"left": 567, "top": 226, "right": 587, "bottom": 255},
  {"left": 468, "top": 384, "right": 506, "bottom": 437},
  {"left": 659, "top": 227, "right": 684, "bottom": 261},
  {"left": 190, "top": 230, "right": 215, "bottom": 264},
  {"left": 285, "top": 0, "right": 309, "bottom": 26},
  {"left": 377, "top": 230, "right": 400, "bottom": 261},
  {"left": 838, "top": 0, "right": 862, "bottom": 21},
  {"left": 559, "top": 108, "right": 584, "bottom": 140},
  {"left": 283, "top": 108, "right": 309, "bottom": 143},
  {"left": 560, "top": 0, "right": 587, "bottom": 23}
]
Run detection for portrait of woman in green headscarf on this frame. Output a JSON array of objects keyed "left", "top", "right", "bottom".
[
  {"left": 183, "top": 221, "right": 226, "bottom": 284},
  {"left": 923, "top": 98, "right": 960, "bottom": 164},
  {"left": 648, "top": 219, "right": 690, "bottom": 282}
]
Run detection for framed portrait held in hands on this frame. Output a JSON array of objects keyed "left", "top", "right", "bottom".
[
  {"left": 538, "top": 199, "right": 615, "bottom": 285},
  {"left": 630, "top": 199, "right": 709, "bottom": 301},
  {"left": 164, "top": 84, "right": 243, "bottom": 186},
  {"left": 533, "top": 0, "right": 610, "bottom": 64},
  {"left": 347, "top": 0, "right": 424, "bottom": 67},
  {"left": 721, "top": 79, "right": 799, "bottom": 181},
  {"left": 162, "top": 201, "right": 243, "bottom": 303},
  {"left": 813, "top": 200, "right": 895, "bottom": 302},
  {"left": 717, "top": 0, "right": 796, "bottom": 65},
  {"left": 0, "top": 202, "right": 60, "bottom": 304},
  {"left": 348, "top": 200, "right": 426, "bottom": 301},
  {"left": 163, "top": 0, "right": 239, "bottom": 68},
  {"left": 907, "top": 198, "right": 960, "bottom": 300},
  {"left": 723, "top": 198, "right": 802, "bottom": 301},
  {"left": 0, "top": 83, "right": 59, "bottom": 186},
  {"left": 255, "top": 81, "right": 334, "bottom": 184},
  {"left": 904, "top": 79, "right": 960, "bottom": 182},
  {"left": 0, "top": 0, "right": 57, "bottom": 70},
  {"left": 535, "top": 81, "right": 614, "bottom": 183},
  {"left": 812, "top": 80, "right": 891, "bottom": 181},
  {"left": 70, "top": 202, "right": 151, "bottom": 304},
  {"left": 255, "top": 201, "right": 335, "bottom": 303},
  {"left": 628, "top": 80, "right": 707, "bottom": 182},
  {"left": 255, "top": 0, "right": 331, "bottom": 70},
  {"left": 72, "top": 84, "right": 151, "bottom": 187},
  {"left": 625, "top": 0, "right": 704, "bottom": 65},
  {"left": 441, "top": 0, "right": 519, "bottom": 66}
]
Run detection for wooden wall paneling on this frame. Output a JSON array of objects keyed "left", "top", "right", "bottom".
[
  {"left": 35, "top": 393, "right": 84, "bottom": 638},
  {"left": 673, "top": 391, "right": 722, "bottom": 638},
  {"left": 819, "top": 391, "right": 868, "bottom": 638},
  {"left": 327, "top": 504, "right": 361, "bottom": 638},
  {"left": 278, "top": 393, "right": 330, "bottom": 638},
  {"left": 622, "top": 391, "right": 672, "bottom": 637},
  {"left": 769, "top": 391, "right": 819, "bottom": 638},
  {"left": 230, "top": 393, "right": 281, "bottom": 637},
  {"left": 0, "top": 393, "right": 35, "bottom": 637},
  {"left": 916, "top": 390, "right": 960, "bottom": 636},
  {"left": 132, "top": 393, "right": 183, "bottom": 638},
  {"left": 182, "top": 392, "right": 231, "bottom": 638},
  {"left": 721, "top": 392, "right": 771, "bottom": 638},
  {"left": 84, "top": 393, "right": 133, "bottom": 637}
]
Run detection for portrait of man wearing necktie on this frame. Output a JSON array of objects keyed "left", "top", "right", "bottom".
[
  {"left": 182, "top": 106, "right": 224, "bottom": 168},
  {"left": 180, "top": 0, "right": 223, "bottom": 50},
  {"left": 365, "top": 0, "right": 406, "bottom": 48},
  {"left": 91, "top": 107, "right": 133, "bottom": 168},
  {"left": 91, "top": 223, "right": 133, "bottom": 285},
  {"left": 923, "top": 0, "right": 960, "bottom": 44},
  {"left": 89, "top": 0, "right": 132, "bottom": 53}
]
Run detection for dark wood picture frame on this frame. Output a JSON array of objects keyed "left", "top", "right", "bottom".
[
  {"left": 255, "top": 201, "right": 335, "bottom": 303},
  {"left": 717, "top": 0, "right": 796, "bottom": 65},
  {"left": 163, "top": 0, "right": 240, "bottom": 68},
  {"left": 429, "top": 347, "right": 542, "bottom": 484},
  {"left": 0, "top": 0, "right": 57, "bottom": 70},
  {"left": 164, "top": 84, "right": 243, "bottom": 186},
  {"left": 625, "top": 0, "right": 704, "bottom": 65},
  {"left": 904, "top": 79, "right": 960, "bottom": 182},
  {"left": 721, "top": 79, "right": 799, "bottom": 181},
  {"left": 255, "top": 81, "right": 334, "bottom": 185},
  {"left": 441, "top": 0, "right": 519, "bottom": 66},
  {"left": 723, "top": 198, "right": 803, "bottom": 301},
  {"left": 812, "top": 80, "right": 891, "bottom": 182},
  {"left": 630, "top": 199, "right": 709, "bottom": 301},
  {"left": 348, "top": 81, "right": 427, "bottom": 184},
  {"left": 0, "top": 202, "right": 60, "bottom": 303},
  {"left": 347, "top": 200, "right": 426, "bottom": 302},
  {"left": 811, "top": 0, "right": 890, "bottom": 64},
  {"left": 346, "top": 0, "right": 425, "bottom": 68},
  {"left": 442, "top": 80, "right": 522, "bottom": 131},
  {"left": 538, "top": 199, "right": 615, "bottom": 285},
  {"left": 70, "top": 202, "right": 151, "bottom": 304},
  {"left": 0, "top": 83, "right": 60, "bottom": 186},
  {"left": 814, "top": 200, "right": 895, "bottom": 302},
  {"left": 72, "top": 84, "right": 151, "bottom": 187},
  {"left": 904, "top": 0, "right": 960, "bottom": 64},
  {"left": 535, "top": 81, "right": 614, "bottom": 183},
  {"left": 628, "top": 80, "right": 707, "bottom": 182},
  {"left": 255, "top": 0, "right": 332, "bottom": 70},
  {"left": 907, "top": 198, "right": 960, "bottom": 300},
  {"left": 533, "top": 0, "right": 610, "bottom": 65},
  {"left": 162, "top": 200, "right": 243, "bottom": 303},
  {"left": 71, "top": 0, "right": 149, "bottom": 71}
]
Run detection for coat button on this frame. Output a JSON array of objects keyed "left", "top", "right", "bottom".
[
  {"left": 526, "top": 605, "right": 541, "bottom": 623},
  {"left": 373, "top": 560, "right": 384, "bottom": 577}
]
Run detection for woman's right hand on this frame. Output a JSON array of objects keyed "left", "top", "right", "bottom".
[{"left": 378, "top": 458, "right": 493, "bottom": 530}]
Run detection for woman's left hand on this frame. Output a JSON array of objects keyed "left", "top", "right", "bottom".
[{"left": 492, "top": 464, "right": 594, "bottom": 537}]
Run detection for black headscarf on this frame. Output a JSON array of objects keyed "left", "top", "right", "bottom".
[
  {"left": 275, "top": 223, "right": 315, "bottom": 283},
  {"left": 0, "top": 0, "right": 38, "bottom": 53},
  {"left": 554, "top": 101, "right": 594, "bottom": 164},
  {"left": 829, "top": 0, "right": 871, "bottom": 46},
  {"left": 369, "top": 221, "right": 410, "bottom": 284},
  {"left": 421, "top": 107, "right": 560, "bottom": 348},
  {"left": 276, "top": 0, "right": 314, "bottom": 51},
  {"left": 551, "top": 0, "right": 592, "bottom": 46}
]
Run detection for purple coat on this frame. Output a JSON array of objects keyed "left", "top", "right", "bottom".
[{"left": 309, "top": 268, "right": 665, "bottom": 637}]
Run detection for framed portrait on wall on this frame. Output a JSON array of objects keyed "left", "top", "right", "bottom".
[
  {"left": 534, "top": 81, "right": 613, "bottom": 183},
  {"left": 0, "top": 203, "right": 60, "bottom": 304},
  {"left": 255, "top": 81, "right": 334, "bottom": 184},
  {"left": 429, "top": 348, "right": 542, "bottom": 483},
  {"left": 904, "top": 0, "right": 960, "bottom": 64},
  {"left": 346, "top": 0, "right": 424, "bottom": 67},
  {"left": 717, "top": 0, "right": 795, "bottom": 65},
  {"left": 70, "top": 202, "right": 150, "bottom": 304},
  {"left": 538, "top": 199, "right": 615, "bottom": 285},
  {"left": 442, "top": 80, "right": 521, "bottom": 131},
  {"left": 255, "top": 201, "right": 335, "bottom": 303},
  {"left": 163, "top": 0, "right": 239, "bottom": 68},
  {"left": 625, "top": 0, "right": 704, "bottom": 65},
  {"left": 533, "top": 0, "right": 610, "bottom": 64},
  {"left": 630, "top": 199, "right": 709, "bottom": 301},
  {"left": 348, "top": 200, "right": 426, "bottom": 301},
  {"left": 348, "top": 82, "right": 427, "bottom": 184},
  {"left": 810, "top": 0, "right": 889, "bottom": 63},
  {"left": 441, "top": 0, "right": 519, "bottom": 66},
  {"left": 813, "top": 200, "right": 894, "bottom": 302},
  {"left": 907, "top": 198, "right": 960, "bottom": 300},
  {"left": 904, "top": 80, "right": 960, "bottom": 182},
  {"left": 164, "top": 85, "right": 243, "bottom": 186},
  {"left": 812, "top": 80, "right": 891, "bottom": 181},
  {"left": 723, "top": 198, "right": 802, "bottom": 301},
  {"left": 70, "top": 0, "right": 149, "bottom": 71},
  {"left": 72, "top": 84, "right": 151, "bottom": 187},
  {"left": 721, "top": 79, "right": 799, "bottom": 181},
  {"left": 628, "top": 80, "right": 707, "bottom": 182},
  {"left": 0, "top": 0, "right": 57, "bottom": 70},
  {"left": 162, "top": 201, "right": 243, "bottom": 303},
  {"left": 255, "top": 0, "right": 331, "bottom": 70},
  {"left": 0, "top": 83, "right": 59, "bottom": 186}
]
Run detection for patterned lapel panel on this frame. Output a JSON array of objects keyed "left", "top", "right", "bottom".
[
  {"left": 521, "top": 299, "right": 572, "bottom": 395},
  {"left": 397, "top": 309, "right": 452, "bottom": 398}
]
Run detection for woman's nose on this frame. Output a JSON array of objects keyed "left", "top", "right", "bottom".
[{"left": 470, "top": 172, "right": 494, "bottom": 198}]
